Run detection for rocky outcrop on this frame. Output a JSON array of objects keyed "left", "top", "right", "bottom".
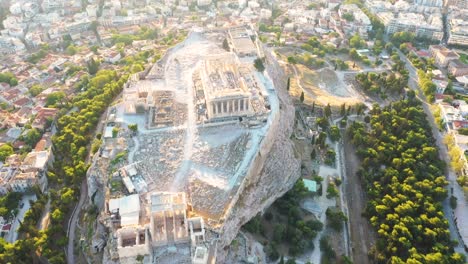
[{"left": 216, "top": 49, "right": 301, "bottom": 261}]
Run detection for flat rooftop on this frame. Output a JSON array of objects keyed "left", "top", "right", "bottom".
[{"left": 228, "top": 27, "right": 257, "bottom": 56}]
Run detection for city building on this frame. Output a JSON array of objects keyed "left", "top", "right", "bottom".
[
  {"left": 339, "top": 4, "right": 373, "bottom": 32},
  {"left": 226, "top": 27, "right": 258, "bottom": 57},
  {"left": 445, "top": 0, "right": 468, "bottom": 9},
  {"left": 379, "top": 12, "right": 444, "bottom": 41},
  {"left": 415, "top": 0, "right": 443, "bottom": 7},
  {"left": 449, "top": 59, "right": 468, "bottom": 77},
  {"left": 447, "top": 9, "right": 468, "bottom": 47},
  {"left": 197, "top": 0, "right": 212, "bottom": 7},
  {"left": 9, "top": 171, "right": 38, "bottom": 192},
  {"left": 430, "top": 45, "right": 460, "bottom": 67}
]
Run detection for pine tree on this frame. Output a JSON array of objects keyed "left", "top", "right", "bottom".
[
  {"left": 300, "top": 91, "right": 304, "bottom": 103},
  {"left": 311, "top": 148, "right": 317, "bottom": 159},
  {"left": 325, "top": 103, "right": 332, "bottom": 118},
  {"left": 286, "top": 77, "right": 290, "bottom": 91}
]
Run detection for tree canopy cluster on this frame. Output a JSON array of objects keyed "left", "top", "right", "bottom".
[
  {"left": 288, "top": 54, "right": 325, "bottom": 69},
  {"left": 417, "top": 70, "right": 437, "bottom": 102},
  {"left": 0, "top": 69, "right": 128, "bottom": 263},
  {"left": 347, "top": 100, "right": 465, "bottom": 263},
  {"left": 0, "top": 192, "right": 22, "bottom": 217},
  {"left": 259, "top": 23, "right": 282, "bottom": 33},
  {"left": 0, "top": 72, "right": 18, "bottom": 86},
  {"left": 391, "top": 32, "right": 416, "bottom": 47},
  {"left": 18, "top": 128, "right": 42, "bottom": 151},
  {"left": 27, "top": 49, "right": 48, "bottom": 64},
  {"left": 29, "top": 84, "right": 45, "bottom": 97},
  {"left": 243, "top": 180, "right": 323, "bottom": 259},
  {"left": 407, "top": 53, "right": 435, "bottom": 72},
  {"left": 111, "top": 26, "right": 159, "bottom": 46},
  {"left": 356, "top": 71, "right": 408, "bottom": 96},
  {"left": 0, "top": 144, "right": 14, "bottom": 162},
  {"left": 301, "top": 36, "right": 337, "bottom": 57}
]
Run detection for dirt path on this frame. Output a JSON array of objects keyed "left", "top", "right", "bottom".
[{"left": 343, "top": 135, "right": 375, "bottom": 264}]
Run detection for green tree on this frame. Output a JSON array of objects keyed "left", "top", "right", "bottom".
[
  {"left": 21, "top": 128, "right": 42, "bottom": 148},
  {"left": 128, "top": 124, "right": 138, "bottom": 133},
  {"left": 326, "top": 182, "right": 339, "bottom": 198},
  {"left": 349, "top": 48, "right": 360, "bottom": 61},
  {"left": 266, "top": 242, "right": 280, "bottom": 260},
  {"left": 0, "top": 144, "right": 14, "bottom": 162},
  {"left": 300, "top": 91, "right": 304, "bottom": 103},
  {"left": 273, "top": 223, "right": 285, "bottom": 242},
  {"left": 29, "top": 84, "right": 45, "bottom": 97},
  {"left": 112, "top": 127, "right": 119, "bottom": 138},
  {"left": 329, "top": 126, "right": 341, "bottom": 142},
  {"left": 46, "top": 91, "right": 66, "bottom": 107},
  {"left": 316, "top": 117, "right": 329, "bottom": 130},
  {"left": 51, "top": 208, "right": 64, "bottom": 223},
  {"left": 324, "top": 103, "right": 332, "bottom": 118},
  {"left": 222, "top": 38, "right": 230, "bottom": 51},
  {"left": 0, "top": 72, "right": 18, "bottom": 86},
  {"left": 342, "top": 13, "right": 354, "bottom": 21},
  {"left": 66, "top": 45, "right": 78, "bottom": 55},
  {"left": 91, "top": 138, "right": 102, "bottom": 154},
  {"left": 349, "top": 34, "right": 365, "bottom": 49},
  {"left": 340, "top": 103, "right": 346, "bottom": 116},
  {"left": 87, "top": 58, "right": 100, "bottom": 75},
  {"left": 326, "top": 208, "right": 347, "bottom": 231},
  {"left": 287, "top": 56, "right": 297, "bottom": 64},
  {"left": 254, "top": 58, "right": 265, "bottom": 72}
]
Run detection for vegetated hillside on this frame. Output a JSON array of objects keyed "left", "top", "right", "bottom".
[
  {"left": 347, "top": 98, "right": 466, "bottom": 263},
  {"left": 0, "top": 69, "right": 128, "bottom": 263}
]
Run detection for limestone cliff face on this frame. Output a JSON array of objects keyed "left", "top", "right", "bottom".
[{"left": 217, "top": 50, "right": 301, "bottom": 261}]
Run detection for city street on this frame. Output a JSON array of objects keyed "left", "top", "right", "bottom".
[{"left": 5, "top": 194, "right": 37, "bottom": 243}]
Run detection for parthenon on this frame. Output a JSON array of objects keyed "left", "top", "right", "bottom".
[{"left": 195, "top": 53, "right": 255, "bottom": 121}]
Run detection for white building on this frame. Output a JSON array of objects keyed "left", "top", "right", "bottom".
[
  {"left": 197, "top": 0, "right": 211, "bottom": 6},
  {"left": 447, "top": 10, "right": 468, "bottom": 47},
  {"left": 86, "top": 4, "right": 98, "bottom": 17},
  {"left": 109, "top": 194, "right": 141, "bottom": 227},
  {"left": 9, "top": 171, "right": 37, "bottom": 192},
  {"left": 339, "top": 4, "right": 373, "bottom": 32},
  {"left": 227, "top": 27, "right": 258, "bottom": 57},
  {"left": 414, "top": 0, "right": 443, "bottom": 7},
  {"left": 380, "top": 12, "right": 444, "bottom": 41}
]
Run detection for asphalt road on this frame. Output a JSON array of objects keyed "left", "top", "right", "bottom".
[{"left": 66, "top": 180, "right": 88, "bottom": 264}]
